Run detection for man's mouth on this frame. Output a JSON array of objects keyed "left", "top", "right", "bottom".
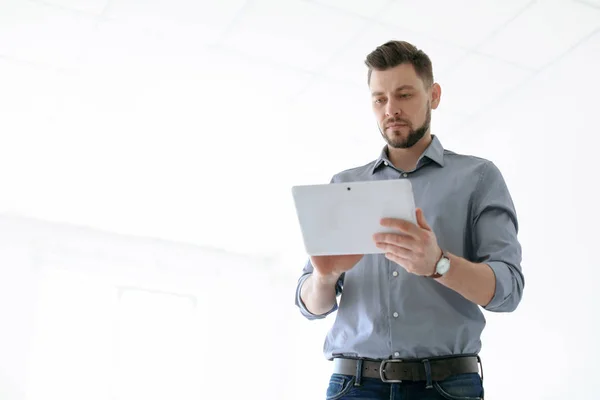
[{"left": 387, "top": 123, "right": 408, "bottom": 128}]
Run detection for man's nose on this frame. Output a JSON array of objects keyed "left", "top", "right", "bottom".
[{"left": 385, "top": 100, "right": 401, "bottom": 117}]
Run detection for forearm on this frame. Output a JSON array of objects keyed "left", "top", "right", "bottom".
[
  {"left": 300, "top": 273, "right": 339, "bottom": 316},
  {"left": 436, "top": 252, "right": 495, "bottom": 307}
]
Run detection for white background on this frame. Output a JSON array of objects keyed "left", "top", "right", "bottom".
[{"left": 1, "top": 0, "right": 599, "bottom": 398}]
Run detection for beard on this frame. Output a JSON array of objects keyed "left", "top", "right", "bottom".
[{"left": 379, "top": 104, "right": 431, "bottom": 149}]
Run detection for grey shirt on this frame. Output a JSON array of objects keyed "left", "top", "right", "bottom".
[{"left": 294, "top": 136, "right": 524, "bottom": 360}]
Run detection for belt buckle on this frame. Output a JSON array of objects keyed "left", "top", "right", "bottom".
[{"left": 379, "top": 359, "right": 403, "bottom": 383}]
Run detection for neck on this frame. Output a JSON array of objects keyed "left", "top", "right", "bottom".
[{"left": 387, "top": 133, "right": 433, "bottom": 172}]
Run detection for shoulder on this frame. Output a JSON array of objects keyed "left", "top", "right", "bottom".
[
  {"left": 444, "top": 149, "right": 512, "bottom": 211},
  {"left": 442, "top": 149, "right": 502, "bottom": 181},
  {"left": 331, "top": 160, "right": 378, "bottom": 183}
]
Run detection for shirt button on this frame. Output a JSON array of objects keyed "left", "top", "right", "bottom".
[
  {"left": 394, "top": 352, "right": 400, "bottom": 357},
  {"left": 393, "top": 312, "right": 399, "bottom": 318},
  {"left": 402, "top": 173, "right": 408, "bottom": 177},
  {"left": 384, "top": 161, "right": 389, "bottom": 166},
  {"left": 392, "top": 271, "right": 398, "bottom": 277}
]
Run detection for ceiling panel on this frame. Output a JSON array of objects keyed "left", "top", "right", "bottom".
[
  {"left": 0, "top": 67, "right": 296, "bottom": 258},
  {"left": 576, "top": 0, "right": 600, "bottom": 8},
  {"left": 37, "top": 0, "right": 109, "bottom": 16},
  {"left": 455, "top": 29, "right": 600, "bottom": 226},
  {"left": 106, "top": 0, "right": 247, "bottom": 26},
  {"left": 201, "top": 45, "right": 315, "bottom": 99},
  {"left": 220, "top": 0, "right": 367, "bottom": 72},
  {"left": 80, "top": 19, "right": 216, "bottom": 75},
  {"left": 289, "top": 77, "right": 383, "bottom": 172},
  {"left": 320, "top": 23, "right": 469, "bottom": 87},
  {"left": 0, "top": 0, "right": 96, "bottom": 69},
  {"left": 313, "top": 0, "right": 392, "bottom": 18},
  {"left": 439, "top": 53, "right": 533, "bottom": 118},
  {"left": 0, "top": 58, "right": 75, "bottom": 139},
  {"left": 105, "top": 0, "right": 247, "bottom": 45},
  {"left": 429, "top": 108, "right": 471, "bottom": 142},
  {"left": 377, "top": 0, "right": 533, "bottom": 48},
  {"left": 291, "top": 78, "right": 373, "bottom": 134},
  {"left": 83, "top": 18, "right": 314, "bottom": 91},
  {"left": 478, "top": 0, "right": 600, "bottom": 70},
  {"left": 461, "top": 28, "right": 600, "bottom": 151}
]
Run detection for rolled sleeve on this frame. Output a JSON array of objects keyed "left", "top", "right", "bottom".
[
  {"left": 485, "top": 261, "right": 524, "bottom": 312},
  {"left": 294, "top": 259, "right": 344, "bottom": 320},
  {"left": 294, "top": 174, "right": 345, "bottom": 320},
  {"left": 472, "top": 162, "right": 525, "bottom": 313}
]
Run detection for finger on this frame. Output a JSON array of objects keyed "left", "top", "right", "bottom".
[
  {"left": 380, "top": 218, "right": 420, "bottom": 237},
  {"left": 373, "top": 233, "right": 417, "bottom": 250},
  {"left": 416, "top": 208, "right": 432, "bottom": 231},
  {"left": 384, "top": 252, "right": 411, "bottom": 269},
  {"left": 375, "top": 242, "right": 413, "bottom": 258}
]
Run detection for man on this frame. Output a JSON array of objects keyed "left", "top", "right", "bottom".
[{"left": 294, "top": 40, "right": 524, "bottom": 400}]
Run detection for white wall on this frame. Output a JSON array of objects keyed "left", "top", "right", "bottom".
[{"left": 0, "top": 215, "right": 315, "bottom": 399}]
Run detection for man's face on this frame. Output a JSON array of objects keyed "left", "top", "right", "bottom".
[{"left": 369, "top": 64, "right": 440, "bottom": 149}]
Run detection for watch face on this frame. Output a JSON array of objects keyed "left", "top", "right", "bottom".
[{"left": 437, "top": 257, "right": 451, "bottom": 274}]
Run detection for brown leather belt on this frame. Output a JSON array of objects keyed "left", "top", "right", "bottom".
[{"left": 332, "top": 355, "right": 480, "bottom": 383}]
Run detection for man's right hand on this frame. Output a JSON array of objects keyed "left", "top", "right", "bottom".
[
  {"left": 310, "top": 254, "right": 364, "bottom": 283},
  {"left": 301, "top": 254, "right": 364, "bottom": 316}
]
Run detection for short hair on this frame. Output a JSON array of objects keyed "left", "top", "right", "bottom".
[{"left": 365, "top": 40, "right": 434, "bottom": 87}]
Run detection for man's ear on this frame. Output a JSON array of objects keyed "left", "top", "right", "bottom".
[{"left": 430, "top": 83, "right": 442, "bottom": 110}]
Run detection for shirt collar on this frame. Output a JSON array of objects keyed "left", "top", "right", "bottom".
[{"left": 371, "top": 135, "right": 445, "bottom": 174}]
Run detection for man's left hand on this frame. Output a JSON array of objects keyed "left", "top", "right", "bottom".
[{"left": 373, "top": 208, "right": 442, "bottom": 276}]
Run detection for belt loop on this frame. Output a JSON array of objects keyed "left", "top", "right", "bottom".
[
  {"left": 354, "top": 359, "right": 364, "bottom": 387},
  {"left": 477, "top": 355, "right": 484, "bottom": 382},
  {"left": 422, "top": 359, "right": 433, "bottom": 389}
]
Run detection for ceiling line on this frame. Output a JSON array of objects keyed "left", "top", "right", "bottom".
[
  {"left": 439, "top": 0, "right": 537, "bottom": 79},
  {"left": 26, "top": 0, "right": 106, "bottom": 19},
  {"left": 472, "top": 0, "right": 538, "bottom": 49},
  {"left": 458, "top": 26, "right": 600, "bottom": 133},
  {"left": 574, "top": 0, "right": 600, "bottom": 11},
  {"left": 211, "top": 0, "right": 256, "bottom": 46},
  {"left": 286, "top": 0, "right": 397, "bottom": 103}
]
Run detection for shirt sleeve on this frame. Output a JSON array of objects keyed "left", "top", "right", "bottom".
[
  {"left": 294, "top": 173, "right": 345, "bottom": 319},
  {"left": 471, "top": 161, "right": 525, "bottom": 312},
  {"left": 294, "top": 258, "right": 345, "bottom": 320}
]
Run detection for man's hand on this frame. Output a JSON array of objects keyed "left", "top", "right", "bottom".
[
  {"left": 373, "top": 208, "right": 442, "bottom": 276},
  {"left": 301, "top": 254, "right": 363, "bottom": 316},
  {"left": 310, "top": 254, "right": 364, "bottom": 284}
]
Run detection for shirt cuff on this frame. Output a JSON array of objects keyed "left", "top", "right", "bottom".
[
  {"left": 295, "top": 273, "right": 338, "bottom": 320},
  {"left": 484, "top": 261, "right": 521, "bottom": 312}
]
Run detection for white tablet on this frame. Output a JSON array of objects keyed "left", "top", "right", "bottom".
[{"left": 291, "top": 179, "right": 417, "bottom": 256}]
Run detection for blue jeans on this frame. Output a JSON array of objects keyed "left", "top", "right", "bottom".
[{"left": 325, "top": 372, "right": 484, "bottom": 400}]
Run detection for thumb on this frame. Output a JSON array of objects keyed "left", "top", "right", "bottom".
[{"left": 416, "top": 208, "right": 432, "bottom": 231}]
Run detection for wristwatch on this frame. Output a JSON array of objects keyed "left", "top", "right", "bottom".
[{"left": 429, "top": 251, "right": 451, "bottom": 279}]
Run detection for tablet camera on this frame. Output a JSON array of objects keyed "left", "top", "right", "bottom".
[{"left": 347, "top": 187, "right": 351, "bottom": 191}]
